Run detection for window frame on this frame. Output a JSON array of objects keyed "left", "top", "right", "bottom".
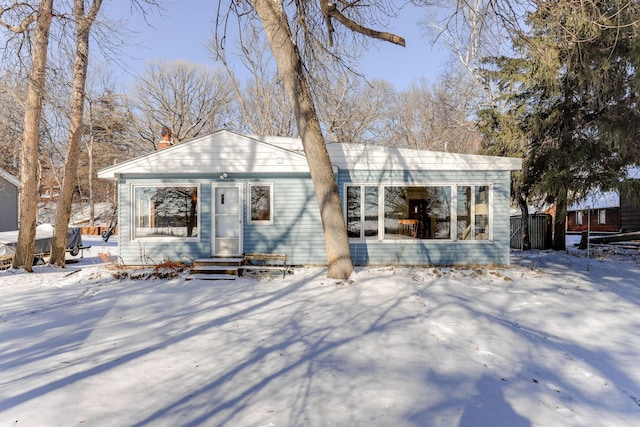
[
  {"left": 598, "top": 209, "right": 606, "bottom": 225},
  {"left": 130, "top": 183, "right": 201, "bottom": 242},
  {"left": 247, "top": 182, "right": 275, "bottom": 225},
  {"left": 344, "top": 183, "right": 493, "bottom": 242},
  {"left": 344, "top": 184, "right": 381, "bottom": 241}
]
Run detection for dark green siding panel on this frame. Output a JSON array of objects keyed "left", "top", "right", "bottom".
[{"left": 0, "top": 177, "right": 18, "bottom": 231}]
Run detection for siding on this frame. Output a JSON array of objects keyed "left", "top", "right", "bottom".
[
  {"left": 566, "top": 207, "right": 620, "bottom": 233},
  {"left": 116, "top": 173, "right": 325, "bottom": 266},
  {"left": 0, "top": 176, "right": 19, "bottom": 232},
  {"left": 621, "top": 197, "right": 640, "bottom": 232},
  {"left": 115, "top": 169, "right": 513, "bottom": 267},
  {"left": 242, "top": 174, "right": 326, "bottom": 265}
]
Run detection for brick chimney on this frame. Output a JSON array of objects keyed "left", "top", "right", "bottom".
[{"left": 158, "top": 126, "right": 173, "bottom": 150}]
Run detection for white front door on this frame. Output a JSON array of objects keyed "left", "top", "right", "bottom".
[{"left": 212, "top": 184, "right": 242, "bottom": 256}]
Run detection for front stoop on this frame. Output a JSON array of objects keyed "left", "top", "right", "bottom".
[{"left": 187, "top": 258, "right": 243, "bottom": 281}]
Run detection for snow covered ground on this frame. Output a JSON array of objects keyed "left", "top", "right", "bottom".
[{"left": 1, "top": 236, "right": 640, "bottom": 426}]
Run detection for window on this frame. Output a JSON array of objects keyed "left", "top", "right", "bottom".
[
  {"left": 133, "top": 185, "right": 199, "bottom": 240},
  {"left": 474, "top": 186, "right": 490, "bottom": 240},
  {"left": 457, "top": 186, "right": 471, "bottom": 239},
  {"left": 384, "top": 186, "right": 451, "bottom": 240},
  {"left": 346, "top": 185, "right": 379, "bottom": 240},
  {"left": 598, "top": 209, "right": 606, "bottom": 225},
  {"left": 576, "top": 211, "right": 583, "bottom": 226},
  {"left": 248, "top": 183, "right": 273, "bottom": 224},
  {"left": 345, "top": 184, "right": 491, "bottom": 242}
]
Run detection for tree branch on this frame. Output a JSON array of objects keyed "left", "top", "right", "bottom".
[{"left": 323, "top": 1, "right": 405, "bottom": 47}]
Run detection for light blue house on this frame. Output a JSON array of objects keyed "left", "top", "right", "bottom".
[{"left": 98, "top": 130, "right": 522, "bottom": 266}]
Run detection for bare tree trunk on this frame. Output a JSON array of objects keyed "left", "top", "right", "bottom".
[
  {"left": 252, "top": 0, "right": 353, "bottom": 279},
  {"left": 88, "top": 133, "right": 95, "bottom": 226},
  {"left": 50, "top": 0, "right": 103, "bottom": 266},
  {"left": 13, "top": 0, "right": 54, "bottom": 272},
  {"left": 518, "top": 194, "right": 530, "bottom": 250},
  {"left": 553, "top": 194, "right": 567, "bottom": 251}
]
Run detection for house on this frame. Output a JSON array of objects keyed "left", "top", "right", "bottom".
[
  {"left": 97, "top": 130, "right": 522, "bottom": 267},
  {"left": 0, "top": 168, "right": 20, "bottom": 232},
  {"left": 566, "top": 167, "right": 640, "bottom": 233}
]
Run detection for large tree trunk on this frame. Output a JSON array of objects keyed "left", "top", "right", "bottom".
[
  {"left": 50, "top": 0, "right": 102, "bottom": 266},
  {"left": 518, "top": 194, "right": 531, "bottom": 250},
  {"left": 552, "top": 187, "right": 567, "bottom": 251},
  {"left": 13, "top": 0, "right": 54, "bottom": 272},
  {"left": 252, "top": 0, "right": 353, "bottom": 279}
]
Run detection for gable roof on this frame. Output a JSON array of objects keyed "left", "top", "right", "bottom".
[
  {"left": 0, "top": 168, "right": 20, "bottom": 188},
  {"left": 98, "top": 129, "right": 522, "bottom": 180}
]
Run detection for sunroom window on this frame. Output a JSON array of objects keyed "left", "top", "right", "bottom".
[
  {"left": 346, "top": 184, "right": 491, "bottom": 242},
  {"left": 346, "top": 185, "right": 379, "bottom": 240},
  {"left": 133, "top": 185, "right": 199, "bottom": 239},
  {"left": 384, "top": 186, "right": 451, "bottom": 239},
  {"left": 457, "top": 185, "right": 490, "bottom": 240}
]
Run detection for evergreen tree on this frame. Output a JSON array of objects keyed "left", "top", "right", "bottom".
[{"left": 480, "top": 0, "right": 640, "bottom": 250}]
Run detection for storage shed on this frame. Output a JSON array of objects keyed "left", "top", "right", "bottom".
[
  {"left": 98, "top": 130, "right": 522, "bottom": 266},
  {"left": 0, "top": 168, "right": 20, "bottom": 232}
]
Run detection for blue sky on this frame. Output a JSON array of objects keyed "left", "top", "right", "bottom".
[{"left": 105, "top": 0, "right": 447, "bottom": 90}]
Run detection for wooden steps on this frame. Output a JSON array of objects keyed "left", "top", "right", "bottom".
[
  {"left": 187, "top": 258, "right": 243, "bottom": 281},
  {"left": 187, "top": 254, "right": 290, "bottom": 280}
]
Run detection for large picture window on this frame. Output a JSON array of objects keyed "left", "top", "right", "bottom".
[
  {"left": 133, "top": 185, "right": 199, "bottom": 239},
  {"left": 346, "top": 184, "right": 491, "bottom": 242},
  {"left": 384, "top": 186, "right": 451, "bottom": 240},
  {"left": 248, "top": 183, "right": 273, "bottom": 224}
]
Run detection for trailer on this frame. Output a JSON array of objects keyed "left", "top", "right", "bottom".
[{"left": 0, "top": 224, "right": 86, "bottom": 269}]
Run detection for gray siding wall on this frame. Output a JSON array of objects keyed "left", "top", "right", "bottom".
[
  {"left": 0, "top": 177, "right": 19, "bottom": 232},
  {"left": 115, "top": 169, "right": 512, "bottom": 266},
  {"left": 338, "top": 169, "right": 513, "bottom": 266}
]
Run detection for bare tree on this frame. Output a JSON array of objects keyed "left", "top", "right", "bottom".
[
  {"left": 0, "top": 71, "right": 25, "bottom": 175},
  {"left": 50, "top": 0, "right": 104, "bottom": 266},
  {"left": 216, "top": 1, "right": 405, "bottom": 278},
  {"left": 212, "top": 27, "right": 296, "bottom": 136},
  {"left": 130, "top": 60, "right": 234, "bottom": 149},
  {"left": 385, "top": 70, "right": 482, "bottom": 153},
  {"left": 318, "top": 75, "right": 395, "bottom": 144},
  {"left": 1, "top": 0, "right": 54, "bottom": 272}
]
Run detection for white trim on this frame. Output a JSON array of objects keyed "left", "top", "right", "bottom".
[
  {"left": 211, "top": 182, "right": 243, "bottom": 257},
  {"left": 98, "top": 130, "right": 521, "bottom": 179},
  {"left": 344, "top": 182, "right": 494, "bottom": 243},
  {"left": 130, "top": 183, "right": 201, "bottom": 243},
  {"left": 0, "top": 168, "right": 20, "bottom": 188},
  {"left": 247, "top": 183, "right": 275, "bottom": 225}
]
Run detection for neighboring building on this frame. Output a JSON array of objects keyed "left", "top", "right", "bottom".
[
  {"left": 567, "top": 168, "right": 640, "bottom": 233},
  {"left": 0, "top": 168, "right": 20, "bottom": 232},
  {"left": 97, "top": 130, "right": 522, "bottom": 266}
]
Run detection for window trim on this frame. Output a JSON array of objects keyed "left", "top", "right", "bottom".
[
  {"left": 598, "top": 209, "right": 606, "bottom": 225},
  {"left": 247, "top": 182, "right": 274, "bottom": 225},
  {"left": 130, "top": 182, "right": 201, "bottom": 242},
  {"left": 344, "top": 183, "right": 493, "bottom": 243},
  {"left": 344, "top": 184, "right": 381, "bottom": 241}
]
